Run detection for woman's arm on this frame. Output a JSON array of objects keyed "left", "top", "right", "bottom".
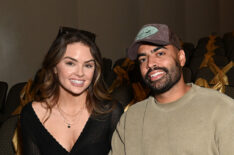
[{"left": 20, "top": 104, "right": 41, "bottom": 155}]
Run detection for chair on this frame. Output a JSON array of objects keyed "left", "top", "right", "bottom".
[
  {"left": 0, "top": 115, "right": 19, "bottom": 155},
  {"left": 189, "top": 55, "right": 230, "bottom": 81},
  {"left": 0, "top": 82, "right": 26, "bottom": 123},
  {"left": 182, "top": 67, "right": 192, "bottom": 83},
  {"left": 194, "top": 67, "right": 214, "bottom": 82},
  {"left": 223, "top": 32, "right": 234, "bottom": 60},
  {"left": 182, "top": 42, "right": 195, "bottom": 67},
  {"left": 226, "top": 67, "right": 234, "bottom": 86},
  {"left": 0, "top": 81, "right": 8, "bottom": 112},
  {"left": 225, "top": 85, "right": 234, "bottom": 99},
  {"left": 0, "top": 81, "right": 8, "bottom": 125}
]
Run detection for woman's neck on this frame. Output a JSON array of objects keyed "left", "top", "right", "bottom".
[{"left": 56, "top": 89, "right": 88, "bottom": 113}]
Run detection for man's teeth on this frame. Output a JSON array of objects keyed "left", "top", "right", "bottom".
[
  {"left": 71, "top": 80, "right": 84, "bottom": 84},
  {"left": 151, "top": 72, "right": 163, "bottom": 78}
]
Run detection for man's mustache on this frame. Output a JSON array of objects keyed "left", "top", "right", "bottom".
[{"left": 145, "top": 66, "right": 168, "bottom": 80}]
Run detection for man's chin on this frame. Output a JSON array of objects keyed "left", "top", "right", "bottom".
[
  {"left": 151, "top": 87, "right": 170, "bottom": 95},
  {"left": 149, "top": 81, "right": 175, "bottom": 95}
]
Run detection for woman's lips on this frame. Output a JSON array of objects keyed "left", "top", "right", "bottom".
[{"left": 70, "top": 79, "right": 85, "bottom": 86}]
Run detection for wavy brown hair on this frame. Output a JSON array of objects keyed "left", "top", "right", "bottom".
[{"left": 32, "top": 27, "right": 112, "bottom": 121}]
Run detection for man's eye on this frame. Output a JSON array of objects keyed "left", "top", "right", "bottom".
[
  {"left": 138, "top": 58, "right": 146, "bottom": 64},
  {"left": 156, "top": 52, "right": 165, "bottom": 56}
]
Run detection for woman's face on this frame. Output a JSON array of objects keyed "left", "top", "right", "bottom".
[{"left": 54, "top": 42, "right": 95, "bottom": 96}]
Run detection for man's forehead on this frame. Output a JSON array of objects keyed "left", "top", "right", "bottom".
[
  {"left": 137, "top": 44, "right": 166, "bottom": 52},
  {"left": 136, "top": 44, "right": 180, "bottom": 59}
]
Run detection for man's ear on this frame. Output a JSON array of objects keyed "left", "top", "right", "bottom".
[{"left": 178, "top": 49, "right": 186, "bottom": 67}]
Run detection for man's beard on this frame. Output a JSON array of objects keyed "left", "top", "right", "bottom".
[{"left": 143, "top": 60, "right": 182, "bottom": 95}]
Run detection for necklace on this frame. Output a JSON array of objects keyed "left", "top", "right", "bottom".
[{"left": 57, "top": 105, "right": 84, "bottom": 128}]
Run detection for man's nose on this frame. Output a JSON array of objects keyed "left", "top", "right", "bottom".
[{"left": 147, "top": 56, "right": 157, "bottom": 69}]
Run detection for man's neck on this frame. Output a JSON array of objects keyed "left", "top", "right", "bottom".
[{"left": 154, "top": 80, "right": 191, "bottom": 104}]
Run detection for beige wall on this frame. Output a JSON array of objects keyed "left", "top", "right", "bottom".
[
  {"left": 77, "top": 0, "right": 139, "bottom": 62},
  {"left": 0, "top": 0, "right": 233, "bottom": 88},
  {"left": 137, "top": 0, "right": 186, "bottom": 43},
  {"left": 219, "top": 0, "right": 234, "bottom": 35},
  {"left": 0, "top": 0, "right": 79, "bottom": 87},
  {"left": 184, "top": 0, "right": 220, "bottom": 44}
]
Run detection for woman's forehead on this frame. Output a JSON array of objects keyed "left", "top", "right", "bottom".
[{"left": 64, "top": 42, "right": 93, "bottom": 60}]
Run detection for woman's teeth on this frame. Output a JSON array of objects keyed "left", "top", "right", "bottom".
[{"left": 71, "top": 80, "right": 84, "bottom": 84}]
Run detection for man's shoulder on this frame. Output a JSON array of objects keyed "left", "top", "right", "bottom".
[
  {"left": 192, "top": 84, "right": 234, "bottom": 105},
  {"left": 128, "top": 97, "right": 151, "bottom": 111},
  {"left": 123, "top": 97, "right": 152, "bottom": 119},
  {"left": 117, "top": 97, "right": 152, "bottom": 130}
]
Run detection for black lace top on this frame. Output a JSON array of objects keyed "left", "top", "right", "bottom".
[{"left": 20, "top": 102, "right": 123, "bottom": 155}]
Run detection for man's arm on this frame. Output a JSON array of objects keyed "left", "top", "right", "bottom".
[
  {"left": 109, "top": 112, "right": 126, "bottom": 155},
  {"left": 215, "top": 98, "right": 234, "bottom": 155}
]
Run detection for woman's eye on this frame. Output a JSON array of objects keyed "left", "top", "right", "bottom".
[
  {"left": 65, "top": 61, "right": 74, "bottom": 66},
  {"left": 85, "top": 63, "right": 94, "bottom": 68}
]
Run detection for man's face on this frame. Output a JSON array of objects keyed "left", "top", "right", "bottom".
[{"left": 137, "top": 44, "right": 184, "bottom": 94}]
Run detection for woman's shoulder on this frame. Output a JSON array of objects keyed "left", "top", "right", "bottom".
[
  {"left": 21, "top": 102, "right": 33, "bottom": 115},
  {"left": 103, "top": 99, "right": 124, "bottom": 115},
  {"left": 107, "top": 99, "right": 124, "bottom": 123},
  {"left": 92, "top": 99, "right": 123, "bottom": 122},
  {"left": 112, "top": 100, "right": 124, "bottom": 115},
  {"left": 20, "top": 102, "right": 34, "bottom": 124},
  {"left": 21, "top": 101, "right": 47, "bottom": 121},
  {"left": 106, "top": 100, "right": 124, "bottom": 133},
  {"left": 31, "top": 101, "right": 48, "bottom": 122},
  {"left": 31, "top": 101, "right": 46, "bottom": 113}
]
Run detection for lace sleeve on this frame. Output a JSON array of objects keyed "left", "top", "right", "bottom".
[{"left": 20, "top": 105, "right": 41, "bottom": 155}]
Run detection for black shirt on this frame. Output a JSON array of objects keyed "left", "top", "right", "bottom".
[{"left": 20, "top": 102, "right": 123, "bottom": 155}]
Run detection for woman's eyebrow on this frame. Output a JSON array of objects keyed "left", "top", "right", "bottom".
[
  {"left": 63, "top": 56, "right": 77, "bottom": 62},
  {"left": 84, "top": 59, "right": 95, "bottom": 63},
  {"left": 63, "top": 57, "right": 95, "bottom": 63}
]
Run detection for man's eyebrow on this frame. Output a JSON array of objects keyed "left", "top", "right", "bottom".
[
  {"left": 151, "top": 46, "right": 166, "bottom": 53},
  {"left": 136, "top": 45, "right": 167, "bottom": 59},
  {"left": 137, "top": 53, "right": 146, "bottom": 59}
]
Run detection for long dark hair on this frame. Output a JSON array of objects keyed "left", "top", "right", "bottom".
[{"left": 32, "top": 27, "right": 112, "bottom": 121}]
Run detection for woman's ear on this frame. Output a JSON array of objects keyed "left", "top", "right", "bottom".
[
  {"left": 178, "top": 49, "right": 186, "bottom": 67},
  {"left": 54, "top": 67, "right": 57, "bottom": 74}
]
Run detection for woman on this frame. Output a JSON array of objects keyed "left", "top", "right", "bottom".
[{"left": 20, "top": 27, "right": 123, "bottom": 155}]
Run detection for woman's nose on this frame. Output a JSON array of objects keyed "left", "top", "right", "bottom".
[{"left": 76, "top": 65, "right": 84, "bottom": 77}]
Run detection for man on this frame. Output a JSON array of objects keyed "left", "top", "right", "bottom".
[{"left": 109, "top": 23, "right": 234, "bottom": 155}]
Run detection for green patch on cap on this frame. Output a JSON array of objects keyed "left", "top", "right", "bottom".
[{"left": 135, "top": 26, "right": 158, "bottom": 41}]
